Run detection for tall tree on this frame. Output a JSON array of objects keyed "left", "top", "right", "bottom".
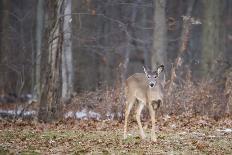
[
  {"left": 33, "top": 0, "right": 44, "bottom": 99},
  {"left": 201, "top": 0, "right": 221, "bottom": 76},
  {"left": 151, "top": 0, "right": 167, "bottom": 71},
  {"left": 141, "top": 6, "right": 151, "bottom": 68},
  {"left": 62, "top": 0, "right": 73, "bottom": 101},
  {"left": 0, "top": 0, "right": 10, "bottom": 93},
  {"left": 38, "top": 0, "right": 64, "bottom": 122},
  {"left": 122, "top": 0, "right": 140, "bottom": 84}
]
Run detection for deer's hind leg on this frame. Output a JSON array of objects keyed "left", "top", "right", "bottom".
[{"left": 123, "top": 97, "right": 135, "bottom": 139}]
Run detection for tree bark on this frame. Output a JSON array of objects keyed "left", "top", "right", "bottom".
[
  {"left": 62, "top": 0, "right": 73, "bottom": 101},
  {"left": 33, "top": 0, "right": 44, "bottom": 100},
  {"left": 38, "top": 0, "right": 64, "bottom": 122},
  {"left": 141, "top": 7, "right": 150, "bottom": 68},
  {"left": 201, "top": 0, "right": 221, "bottom": 76},
  {"left": 0, "top": 0, "right": 10, "bottom": 93},
  {"left": 122, "top": 0, "right": 139, "bottom": 83},
  {"left": 151, "top": 0, "right": 167, "bottom": 70}
]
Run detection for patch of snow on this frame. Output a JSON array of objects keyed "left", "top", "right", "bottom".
[
  {"left": 105, "top": 112, "right": 122, "bottom": 120},
  {"left": 64, "top": 111, "right": 74, "bottom": 118},
  {"left": 64, "top": 109, "right": 102, "bottom": 120},
  {"left": 49, "top": 140, "right": 55, "bottom": 144},
  {"left": 216, "top": 128, "right": 232, "bottom": 133},
  {"left": 75, "top": 109, "right": 87, "bottom": 119},
  {"left": 208, "top": 135, "right": 216, "bottom": 138},
  {"left": 192, "top": 132, "right": 205, "bottom": 137},
  {"left": 117, "top": 112, "right": 122, "bottom": 118},
  {"left": 179, "top": 131, "right": 187, "bottom": 135},
  {"left": 164, "top": 114, "right": 171, "bottom": 121},
  {"left": 106, "top": 112, "right": 114, "bottom": 119},
  {"left": 23, "top": 111, "right": 36, "bottom": 115},
  {"left": 0, "top": 110, "right": 36, "bottom": 116},
  {"left": 88, "top": 111, "right": 101, "bottom": 120},
  {"left": 171, "top": 124, "right": 176, "bottom": 128},
  {"left": 224, "top": 128, "right": 232, "bottom": 133},
  {"left": 0, "top": 110, "right": 16, "bottom": 115}
]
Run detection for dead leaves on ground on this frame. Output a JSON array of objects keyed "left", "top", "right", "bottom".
[{"left": 0, "top": 115, "right": 231, "bottom": 154}]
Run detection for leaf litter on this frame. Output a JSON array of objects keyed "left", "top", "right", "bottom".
[{"left": 0, "top": 115, "right": 231, "bottom": 154}]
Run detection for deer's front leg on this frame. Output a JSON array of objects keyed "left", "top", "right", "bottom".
[
  {"left": 136, "top": 102, "right": 146, "bottom": 139},
  {"left": 148, "top": 103, "right": 157, "bottom": 142}
]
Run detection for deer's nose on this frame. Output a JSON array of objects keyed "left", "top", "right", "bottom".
[{"left": 149, "top": 83, "right": 155, "bottom": 87}]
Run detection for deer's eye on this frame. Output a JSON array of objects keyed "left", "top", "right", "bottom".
[{"left": 147, "top": 75, "right": 151, "bottom": 78}]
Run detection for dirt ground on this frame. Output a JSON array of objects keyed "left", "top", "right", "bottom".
[{"left": 0, "top": 115, "right": 231, "bottom": 154}]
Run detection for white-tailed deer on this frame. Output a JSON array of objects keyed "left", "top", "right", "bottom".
[{"left": 123, "top": 65, "right": 164, "bottom": 141}]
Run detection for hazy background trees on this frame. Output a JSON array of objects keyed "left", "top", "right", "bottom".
[{"left": 0, "top": 0, "right": 231, "bottom": 121}]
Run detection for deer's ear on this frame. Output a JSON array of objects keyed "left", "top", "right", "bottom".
[
  {"left": 143, "top": 66, "right": 148, "bottom": 75},
  {"left": 157, "top": 65, "right": 164, "bottom": 75}
]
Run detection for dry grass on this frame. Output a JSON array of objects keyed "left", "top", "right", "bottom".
[
  {"left": 64, "top": 79, "right": 231, "bottom": 121},
  {"left": 0, "top": 116, "right": 231, "bottom": 154},
  {"left": 0, "top": 77, "right": 231, "bottom": 121}
]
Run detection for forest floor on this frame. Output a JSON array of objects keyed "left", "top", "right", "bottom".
[{"left": 0, "top": 115, "right": 232, "bottom": 154}]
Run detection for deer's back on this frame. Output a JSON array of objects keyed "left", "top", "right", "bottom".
[{"left": 126, "top": 73, "right": 147, "bottom": 91}]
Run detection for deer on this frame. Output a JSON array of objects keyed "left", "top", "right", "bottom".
[{"left": 123, "top": 65, "right": 164, "bottom": 142}]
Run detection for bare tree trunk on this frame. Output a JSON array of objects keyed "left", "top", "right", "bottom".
[
  {"left": 201, "top": 0, "right": 221, "bottom": 76},
  {"left": 62, "top": 0, "right": 73, "bottom": 101},
  {"left": 122, "top": 0, "right": 139, "bottom": 83},
  {"left": 99, "top": 1, "right": 112, "bottom": 86},
  {"left": 33, "top": 0, "right": 44, "bottom": 100},
  {"left": 38, "top": 0, "right": 64, "bottom": 122},
  {"left": 225, "top": 69, "right": 232, "bottom": 115},
  {"left": 141, "top": 8, "right": 150, "bottom": 68},
  {"left": 151, "top": 0, "right": 167, "bottom": 70},
  {"left": 0, "top": 0, "right": 10, "bottom": 93}
]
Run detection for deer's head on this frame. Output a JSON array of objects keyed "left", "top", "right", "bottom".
[{"left": 143, "top": 65, "right": 164, "bottom": 88}]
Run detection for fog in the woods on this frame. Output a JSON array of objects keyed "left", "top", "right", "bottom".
[{"left": 0, "top": 0, "right": 231, "bottom": 121}]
